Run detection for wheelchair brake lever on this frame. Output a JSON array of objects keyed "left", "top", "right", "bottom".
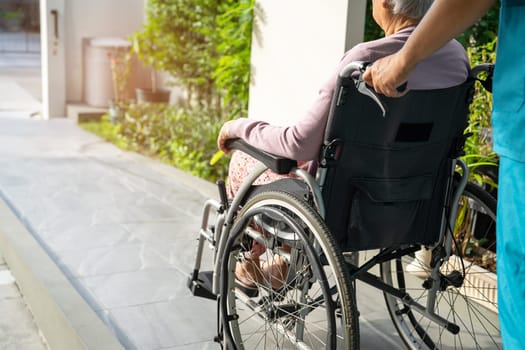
[
  {"left": 339, "top": 61, "right": 388, "bottom": 117},
  {"left": 356, "top": 79, "right": 387, "bottom": 117}
]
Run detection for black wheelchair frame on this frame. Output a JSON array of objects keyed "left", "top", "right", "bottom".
[{"left": 187, "top": 62, "right": 500, "bottom": 349}]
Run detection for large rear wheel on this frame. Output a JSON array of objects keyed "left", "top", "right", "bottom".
[
  {"left": 381, "top": 182, "right": 500, "bottom": 349},
  {"left": 221, "top": 191, "right": 359, "bottom": 349}
]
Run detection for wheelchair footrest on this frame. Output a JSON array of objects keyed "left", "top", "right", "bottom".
[{"left": 187, "top": 270, "right": 217, "bottom": 300}]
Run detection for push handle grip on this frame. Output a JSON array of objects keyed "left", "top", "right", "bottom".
[{"left": 340, "top": 61, "right": 388, "bottom": 117}]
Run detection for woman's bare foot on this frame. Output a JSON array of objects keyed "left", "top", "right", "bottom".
[
  {"left": 235, "top": 257, "right": 262, "bottom": 287},
  {"left": 261, "top": 254, "right": 289, "bottom": 290},
  {"left": 235, "top": 240, "right": 289, "bottom": 293},
  {"left": 234, "top": 240, "right": 266, "bottom": 296}
]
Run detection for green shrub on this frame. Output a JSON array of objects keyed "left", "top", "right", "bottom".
[
  {"left": 131, "top": 0, "right": 255, "bottom": 116},
  {"left": 131, "top": 0, "right": 223, "bottom": 108},
  {"left": 106, "top": 103, "right": 230, "bottom": 182},
  {"left": 84, "top": 0, "right": 258, "bottom": 183},
  {"left": 463, "top": 38, "right": 498, "bottom": 187},
  {"left": 214, "top": 0, "right": 255, "bottom": 118},
  {"left": 456, "top": 4, "right": 500, "bottom": 47},
  {"left": 80, "top": 116, "right": 131, "bottom": 150}
]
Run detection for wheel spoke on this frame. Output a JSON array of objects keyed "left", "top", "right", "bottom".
[{"left": 221, "top": 191, "right": 358, "bottom": 349}]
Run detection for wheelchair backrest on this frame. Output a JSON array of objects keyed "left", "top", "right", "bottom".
[{"left": 320, "top": 69, "right": 475, "bottom": 251}]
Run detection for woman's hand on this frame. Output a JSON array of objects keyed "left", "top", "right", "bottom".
[
  {"left": 217, "top": 120, "right": 234, "bottom": 153},
  {"left": 363, "top": 53, "right": 411, "bottom": 97}
]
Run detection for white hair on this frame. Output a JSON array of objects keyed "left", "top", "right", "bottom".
[{"left": 387, "top": 0, "right": 434, "bottom": 19}]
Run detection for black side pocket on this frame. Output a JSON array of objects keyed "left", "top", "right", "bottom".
[{"left": 345, "top": 175, "right": 433, "bottom": 250}]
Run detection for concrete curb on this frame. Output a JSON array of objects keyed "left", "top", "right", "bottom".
[{"left": 0, "top": 198, "right": 124, "bottom": 350}]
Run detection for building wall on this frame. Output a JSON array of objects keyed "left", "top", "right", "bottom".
[
  {"left": 64, "top": 0, "right": 146, "bottom": 103},
  {"left": 248, "top": 0, "right": 366, "bottom": 125},
  {"left": 43, "top": 0, "right": 366, "bottom": 117}
]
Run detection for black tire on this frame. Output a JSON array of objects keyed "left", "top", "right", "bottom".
[
  {"left": 220, "top": 191, "right": 359, "bottom": 349},
  {"left": 455, "top": 182, "right": 497, "bottom": 262},
  {"left": 473, "top": 163, "right": 499, "bottom": 199},
  {"left": 381, "top": 182, "right": 500, "bottom": 349}
]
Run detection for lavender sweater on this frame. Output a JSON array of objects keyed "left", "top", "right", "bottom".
[{"left": 227, "top": 26, "right": 470, "bottom": 161}]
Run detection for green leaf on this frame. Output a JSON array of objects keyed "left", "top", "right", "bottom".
[{"left": 210, "top": 150, "right": 224, "bottom": 165}]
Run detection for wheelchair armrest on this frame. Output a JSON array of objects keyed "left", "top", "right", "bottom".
[{"left": 226, "top": 138, "right": 297, "bottom": 175}]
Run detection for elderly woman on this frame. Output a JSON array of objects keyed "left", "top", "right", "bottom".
[{"left": 219, "top": 0, "right": 469, "bottom": 294}]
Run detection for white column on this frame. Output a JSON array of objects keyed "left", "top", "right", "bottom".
[
  {"left": 346, "top": 0, "right": 367, "bottom": 50},
  {"left": 248, "top": 0, "right": 366, "bottom": 126},
  {"left": 40, "top": 0, "right": 66, "bottom": 119}
]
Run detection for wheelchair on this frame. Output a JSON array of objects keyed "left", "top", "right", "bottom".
[{"left": 187, "top": 62, "right": 500, "bottom": 349}]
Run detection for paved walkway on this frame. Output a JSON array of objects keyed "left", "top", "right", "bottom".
[
  {"left": 0, "top": 251, "right": 49, "bottom": 350},
  {"left": 0, "top": 50, "right": 49, "bottom": 350},
  {"left": 0, "top": 63, "right": 404, "bottom": 349}
]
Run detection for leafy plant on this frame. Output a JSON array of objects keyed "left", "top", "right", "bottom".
[
  {"left": 463, "top": 38, "right": 498, "bottom": 188},
  {"left": 109, "top": 49, "right": 132, "bottom": 103},
  {"left": 80, "top": 116, "right": 131, "bottom": 150},
  {"left": 81, "top": 0, "right": 259, "bottom": 183},
  {"left": 131, "top": 0, "right": 223, "bottom": 107},
  {"left": 364, "top": 1, "right": 384, "bottom": 42},
  {"left": 95, "top": 103, "right": 230, "bottom": 182},
  {"left": 456, "top": 3, "right": 500, "bottom": 47},
  {"left": 130, "top": 0, "right": 255, "bottom": 113},
  {"left": 214, "top": 0, "right": 256, "bottom": 117}
]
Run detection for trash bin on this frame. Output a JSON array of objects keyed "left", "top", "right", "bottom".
[{"left": 83, "top": 37, "right": 131, "bottom": 107}]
